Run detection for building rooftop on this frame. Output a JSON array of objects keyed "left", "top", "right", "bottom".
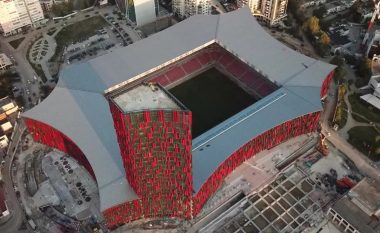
[
  {"left": 361, "top": 94, "right": 380, "bottom": 110},
  {"left": 0, "top": 53, "right": 12, "bottom": 69},
  {"left": 23, "top": 8, "right": 334, "bottom": 211},
  {"left": 372, "top": 56, "right": 380, "bottom": 76},
  {"left": 332, "top": 196, "right": 380, "bottom": 233},
  {"left": 112, "top": 84, "right": 181, "bottom": 112},
  {"left": 348, "top": 178, "right": 380, "bottom": 216}
]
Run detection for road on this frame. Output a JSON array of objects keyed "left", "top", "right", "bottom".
[
  {"left": 0, "top": 5, "right": 143, "bottom": 231},
  {"left": 0, "top": 33, "right": 42, "bottom": 110},
  {"left": 326, "top": 132, "right": 380, "bottom": 182},
  {"left": 0, "top": 5, "right": 141, "bottom": 111},
  {"left": 0, "top": 122, "right": 28, "bottom": 233},
  {"left": 321, "top": 78, "right": 380, "bottom": 183}
]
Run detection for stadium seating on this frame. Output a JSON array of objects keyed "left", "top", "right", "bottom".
[
  {"left": 182, "top": 58, "right": 202, "bottom": 74},
  {"left": 226, "top": 60, "right": 248, "bottom": 78},
  {"left": 151, "top": 75, "right": 170, "bottom": 86},
  {"left": 219, "top": 53, "right": 235, "bottom": 67},
  {"left": 197, "top": 52, "right": 213, "bottom": 65},
  {"left": 165, "top": 66, "right": 186, "bottom": 83}
]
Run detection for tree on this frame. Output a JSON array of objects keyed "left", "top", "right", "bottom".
[
  {"left": 330, "top": 55, "right": 346, "bottom": 83},
  {"left": 313, "top": 6, "right": 327, "bottom": 18},
  {"left": 0, "top": 71, "right": 17, "bottom": 98},
  {"left": 288, "top": 0, "right": 306, "bottom": 23},
  {"left": 355, "top": 58, "right": 372, "bottom": 87},
  {"left": 284, "top": 15, "right": 294, "bottom": 27},
  {"left": 51, "top": 2, "right": 73, "bottom": 17},
  {"left": 303, "top": 16, "right": 320, "bottom": 35},
  {"left": 319, "top": 31, "right": 331, "bottom": 45},
  {"left": 350, "top": 0, "right": 363, "bottom": 23},
  {"left": 330, "top": 55, "right": 344, "bottom": 66},
  {"left": 309, "top": 16, "right": 320, "bottom": 34},
  {"left": 15, "top": 95, "right": 25, "bottom": 107},
  {"left": 356, "top": 58, "right": 372, "bottom": 77},
  {"left": 40, "top": 85, "right": 53, "bottom": 98}
]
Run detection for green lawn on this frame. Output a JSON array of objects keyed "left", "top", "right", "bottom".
[
  {"left": 348, "top": 93, "right": 380, "bottom": 124},
  {"left": 9, "top": 37, "right": 25, "bottom": 49},
  {"left": 26, "top": 35, "right": 47, "bottom": 82},
  {"left": 348, "top": 126, "right": 380, "bottom": 161},
  {"left": 51, "top": 16, "right": 108, "bottom": 62},
  {"left": 30, "top": 63, "right": 47, "bottom": 83}
]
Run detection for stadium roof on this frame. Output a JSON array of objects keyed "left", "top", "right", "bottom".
[{"left": 23, "top": 8, "right": 335, "bottom": 210}]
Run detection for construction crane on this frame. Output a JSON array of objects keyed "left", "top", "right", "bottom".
[{"left": 362, "top": 0, "right": 380, "bottom": 46}]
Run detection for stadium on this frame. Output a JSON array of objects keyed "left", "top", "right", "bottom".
[{"left": 22, "top": 9, "right": 335, "bottom": 229}]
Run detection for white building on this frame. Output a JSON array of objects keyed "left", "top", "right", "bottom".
[
  {"left": 128, "top": 0, "right": 158, "bottom": 26},
  {"left": 39, "top": 0, "right": 53, "bottom": 12},
  {"left": 237, "top": 0, "right": 288, "bottom": 26},
  {"left": 366, "top": 30, "right": 380, "bottom": 57},
  {"left": 326, "top": 5, "right": 346, "bottom": 15},
  {"left": 172, "top": 0, "right": 185, "bottom": 17},
  {"left": 360, "top": 55, "right": 380, "bottom": 110},
  {"left": 328, "top": 178, "right": 380, "bottom": 233},
  {"left": 0, "top": 135, "right": 9, "bottom": 149},
  {"left": 39, "top": 0, "right": 71, "bottom": 12},
  {"left": 300, "top": 0, "right": 326, "bottom": 9},
  {"left": 115, "top": 0, "right": 159, "bottom": 26},
  {"left": 173, "top": 0, "right": 285, "bottom": 25},
  {"left": 0, "top": 0, "right": 44, "bottom": 36},
  {"left": 0, "top": 53, "right": 12, "bottom": 71},
  {"left": 172, "top": 0, "right": 211, "bottom": 19},
  {"left": 185, "top": 0, "right": 211, "bottom": 17}
]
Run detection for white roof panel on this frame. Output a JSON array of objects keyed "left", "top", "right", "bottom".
[
  {"left": 23, "top": 87, "right": 138, "bottom": 210},
  {"left": 361, "top": 94, "right": 380, "bottom": 110}
]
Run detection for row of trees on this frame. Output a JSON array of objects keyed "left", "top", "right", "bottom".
[
  {"left": 355, "top": 58, "right": 372, "bottom": 87},
  {"left": 330, "top": 54, "right": 372, "bottom": 87},
  {"left": 329, "top": 55, "right": 346, "bottom": 84},
  {"left": 51, "top": 0, "right": 97, "bottom": 17}
]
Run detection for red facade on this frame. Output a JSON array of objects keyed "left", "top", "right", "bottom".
[
  {"left": 192, "top": 112, "right": 321, "bottom": 215},
  {"left": 109, "top": 101, "right": 193, "bottom": 220},
  {"left": 320, "top": 70, "right": 334, "bottom": 98},
  {"left": 24, "top": 118, "right": 95, "bottom": 178},
  {"left": 102, "top": 199, "right": 142, "bottom": 228}
]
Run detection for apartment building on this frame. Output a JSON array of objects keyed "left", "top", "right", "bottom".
[
  {"left": 0, "top": 53, "right": 12, "bottom": 71},
  {"left": 173, "top": 0, "right": 286, "bottom": 25},
  {"left": 173, "top": 0, "right": 211, "bottom": 19},
  {"left": 237, "top": 0, "right": 288, "bottom": 25},
  {"left": 0, "top": 0, "right": 44, "bottom": 36}
]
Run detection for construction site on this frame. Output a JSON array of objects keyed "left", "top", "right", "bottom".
[{"left": 190, "top": 136, "right": 362, "bottom": 233}]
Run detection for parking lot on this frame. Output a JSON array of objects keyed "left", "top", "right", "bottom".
[{"left": 63, "top": 13, "right": 139, "bottom": 65}]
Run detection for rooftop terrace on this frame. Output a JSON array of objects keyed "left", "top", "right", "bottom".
[{"left": 112, "top": 84, "right": 181, "bottom": 113}]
